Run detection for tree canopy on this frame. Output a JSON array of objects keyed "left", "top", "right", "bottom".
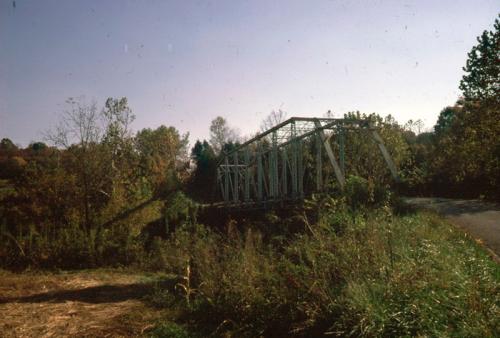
[{"left": 459, "top": 14, "right": 500, "bottom": 102}]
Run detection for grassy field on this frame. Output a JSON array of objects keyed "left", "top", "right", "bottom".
[
  {"left": 1, "top": 208, "right": 498, "bottom": 337},
  {"left": 148, "top": 207, "right": 499, "bottom": 337}
]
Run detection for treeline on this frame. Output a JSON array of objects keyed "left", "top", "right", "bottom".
[
  {"left": 0, "top": 15, "right": 499, "bottom": 270},
  {"left": 0, "top": 97, "right": 190, "bottom": 268},
  {"left": 0, "top": 103, "right": 411, "bottom": 269},
  {"left": 404, "top": 16, "right": 499, "bottom": 199}
]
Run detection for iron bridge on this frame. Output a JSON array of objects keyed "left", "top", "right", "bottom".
[{"left": 216, "top": 117, "right": 399, "bottom": 207}]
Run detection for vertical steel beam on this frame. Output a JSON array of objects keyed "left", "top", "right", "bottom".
[
  {"left": 298, "top": 139, "right": 304, "bottom": 197},
  {"left": 281, "top": 148, "right": 288, "bottom": 197},
  {"left": 217, "top": 168, "right": 225, "bottom": 202},
  {"left": 271, "top": 131, "right": 279, "bottom": 199},
  {"left": 251, "top": 168, "right": 258, "bottom": 200},
  {"left": 316, "top": 133, "right": 323, "bottom": 191},
  {"left": 339, "top": 126, "right": 345, "bottom": 176},
  {"left": 291, "top": 122, "right": 298, "bottom": 198},
  {"left": 224, "top": 157, "right": 230, "bottom": 204},
  {"left": 263, "top": 157, "right": 270, "bottom": 198},
  {"left": 268, "top": 148, "right": 273, "bottom": 198},
  {"left": 257, "top": 146, "right": 263, "bottom": 201},
  {"left": 233, "top": 152, "right": 239, "bottom": 203},
  {"left": 216, "top": 117, "right": 400, "bottom": 205},
  {"left": 244, "top": 148, "right": 250, "bottom": 202}
]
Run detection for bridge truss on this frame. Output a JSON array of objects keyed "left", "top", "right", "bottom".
[{"left": 216, "top": 117, "right": 399, "bottom": 207}]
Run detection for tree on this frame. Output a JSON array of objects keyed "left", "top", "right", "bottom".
[
  {"left": 189, "top": 140, "right": 217, "bottom": 201},
  {"left": 209, "top": 116, "right": 238, "bottom": 154},
  {"left": 434, "top": 103, "right": 463, "bottom": 136},
  {"left": 102, "top": 97, "right": 135, "bottom": 146},
  {"left": 46, "top": 98, "right": 105, "bottom": 234},
  {"left": 341, "top": 112, "right": 410, "bottom": 186},
  {"left": 429, "top": 98, "right": 500, "bottom": 198},
  {"left": 404, "top": 119, "right": 425, "bottom": 135},
  {"left": 426, "top": 15, "right": 500, "bottom": 200},
  {"left": 101, "top": 97, "right": 136, "bottom": 195},
  {"left": 48, "top": 97, "right": 101, "bottom": 149},
  {"left": 135, "top": 126, "right": 189, "bottom": 197},
  {"left": 0, "top": 138, "right": 20, "bottom": 178},
  {"left": 324, "top": 110, "right": 335, "bottom": 118},
  {"left": 0, "top": 138, "right": 17, "bottom": 152},
  {"left": 30, "top": 142, "right": 48, "bottom": 152},
  {"left": 459, "top": 14, "right": 499, "bottom": 102},
  {"left": 260, "top": 109, "right": 288, "bottom": 132},
  {"left": 191, "top": 140, "right": 215, "bottom": 169}
]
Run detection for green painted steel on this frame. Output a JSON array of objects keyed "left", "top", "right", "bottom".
[
  {"left": 316, "top": 133, "right": 323, "bottom": 191},
  {"left": 257, "top": 147, "right": 263, "bottom": 200},
  {"left": 216, "top": 117, "right": 399, "bottom": 206},
  {"left": 314, "top": 120, "right": 345, "bottom": 188},
  {"left": 339, "top": 126, "right": 345, "bottom": 176},
  {"left": 233, "top": 152, "right": 239, "bottom": 203},
  {"left": 282, "top": 147, "right": 288, "bottom": 196},
  {"left": 244, "top": 148, "right": 250, "bottom": 201}
]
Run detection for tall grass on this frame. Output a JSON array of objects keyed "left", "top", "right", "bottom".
[{"left": 153, "top": 202, "right": 499, "bottom": 337}]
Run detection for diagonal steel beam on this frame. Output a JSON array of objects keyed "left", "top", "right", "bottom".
[
  {"left": 370, "top": 130, "right": 400, "bottom": 182},
  {"left": 314, "top": 119, "right": 346, "bottom": 189}
]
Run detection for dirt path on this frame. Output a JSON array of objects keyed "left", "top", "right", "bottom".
[
  {"left": 0, "top": 270, "right": 167, "bottom": 337},
  {"left": 404, "top": 197, "right": 500, "bottom": 259}
]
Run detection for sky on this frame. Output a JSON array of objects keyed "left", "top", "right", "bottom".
[{"left": 0, "top": 0, "right": 498, "bottom": 146}]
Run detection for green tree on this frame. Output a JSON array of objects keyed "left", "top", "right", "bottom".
[
  {"left": 101, "top": 97, "right": 137, "bottom": 197},
  {"left": 434, "top": 103, "right": 463, "bottom": 136},
  {"left": 459, "top": 14, "right": 500, "bottom": 101},
  {"left": 189, "top": 140, "right": 217, "bottom": 201},
  {"left": 135, "top": 126, "right": 189, "bottom": 197},
  {"left": 430, "top": 99, "right": 499, "bottom": 198},
  {"left": 427, "top": 15, "right": 500, "bottom": 199},
  {"left": 47, "top": 97, "right": 106, "bottom": 235},
  {"left": 0, "top": 138, "right": 17, "bottom": 152},
  {"left": 30, "top": 142, "right": 48, "bottom": 152},
  {"left": 0, "top": 138, "right": 21, "bottom": 179},
  {"left": 342, "top": 112, "right": 409, "bottom": 186}
]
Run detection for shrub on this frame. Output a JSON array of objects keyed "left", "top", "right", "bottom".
[
  {"left": 345, "top": 175, "right": 371, "bottom": 210},
  {"left": 150, "top": 322, "right": 195, "bottom": 338},
  {"left": 155, "top": 201, "right": 499, "bottom": 337}
]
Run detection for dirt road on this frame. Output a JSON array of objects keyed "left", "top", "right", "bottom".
[
  {"left": 404, "top": 197, "right": 500, "bottom": 259},
  {"left": 0, "top": 270, "right": 166, "bottom": 337}
]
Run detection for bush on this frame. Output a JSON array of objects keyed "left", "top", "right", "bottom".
[
  {"left": 154, "top": 201, "right": 499, "bottom": 337},
  {"left": 150, "top": 322, "right": 196, "bottom": 338},
  {"left": 345, "top": 175, "right": 370, "bottom": 210},
  {"left": 344, "top": 175, "right": 392, "bottom": 211}
]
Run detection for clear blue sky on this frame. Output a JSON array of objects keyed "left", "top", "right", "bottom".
[{"left": 0, "top": 0, "right": 498, "bottom": 146}]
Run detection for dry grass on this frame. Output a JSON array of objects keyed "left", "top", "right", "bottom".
[{"left": 0, "top": 269, "right": 166, "bottom": 337}]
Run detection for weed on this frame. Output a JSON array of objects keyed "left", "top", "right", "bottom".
[{"left": 151, "top": 199, "right": 499, "bottom": 337}]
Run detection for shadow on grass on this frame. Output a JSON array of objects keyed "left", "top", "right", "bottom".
[
  {"left": 0, "top": 278, "right": 180, "bottom": 305},
  {"left": 393, "top": 197, "right": 420, "bottom": 216}
]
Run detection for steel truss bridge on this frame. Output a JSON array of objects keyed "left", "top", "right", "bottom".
[{"left": 216, "top": 117, "right": 399, "bottom": 207}]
